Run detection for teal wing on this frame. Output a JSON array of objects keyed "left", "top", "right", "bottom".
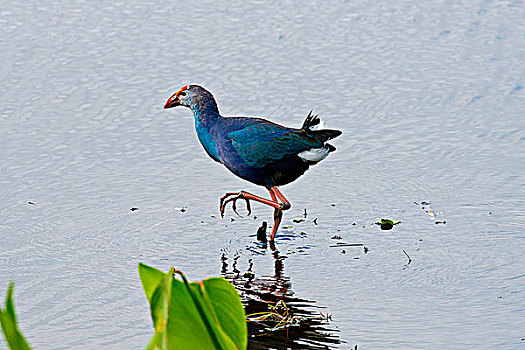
[{"left": 228, "top": 124, "right": 323, "bottom": 168}]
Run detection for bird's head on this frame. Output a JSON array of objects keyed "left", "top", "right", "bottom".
[
  {"left": 164, "top": 85, "right": 217, "bottom": 112},
  {"left": 164, "top": 85, "right": 191, "bottom": 109}
]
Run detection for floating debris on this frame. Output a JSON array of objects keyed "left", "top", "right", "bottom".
[
  {"left": 243, "top": 270, "right": 255, "bottom": 278},
  {"left": 318, "top": 311, "right": 332, "bottom": 322},
  {"left": 363, "top": 246, "right": 369, "bottom": 253},
  {"left": 341, "top": 250, "right": 346, "bottom": 254},
  {"left": 130, "top": 207, "right": 139, "bottom": 211},
  {"left": 303, "top": 208, "right": 308, "bottom": 218},
  {"left": 331, "top": 235, "right": 342, "bottom": 240},
  {"left": 27, "top": 201, "right": 36, "bottom": 205},
  {"left": 293, "top": 218, "right": 305, "bottom": 223},
  {"left": 329, "top": 243, "right": 364, "bottom": 247},
  {"left": 176, "top": 206, "right": 187, "bottom": 212},
  {"left": 403, "top": 250, "right": 412, "bottom": 266},
  {"left": 257, "top": 221, "right": 268, "bottom": 243},
  {"left": 313, "top": 218, "right": 318, "bottom": 225},
  {"left": 416, "top": 201, "right": 446, "bottom": 221},
  {"left": 247, "top": 300, "right": 295, "bottom": 329},
  {"left": 435, "top": 220, "right": 446, "bottom": 224},
  {"left": 375, "top": 219, "right": 401, "bottom": 230},
  {"left": 246, "top": 300, "right": 333, "bottom": 332},
  {"left": 282, "top": 225, "right": 293, "bottom": 229},
  {"left": 330, "top": 204, "right": 336, "bottom": 207}
]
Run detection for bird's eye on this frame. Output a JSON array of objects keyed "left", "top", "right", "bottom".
[{"left": 179, "top": 91, "right": 187, "bottom": 97}]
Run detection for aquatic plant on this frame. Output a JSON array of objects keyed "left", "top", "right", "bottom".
[
  {"left": 0, "top": 283, "right": 32, "bottom": 350},
  {"left": 1, "top": 265, "right": 248, "bottom": 350},
  {"left": 139, "top": 263, "right": 247, "bottom": 350}
]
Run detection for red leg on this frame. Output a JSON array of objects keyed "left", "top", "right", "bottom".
[
  {"left": 220, "top": 191, "right": 281, "bottom": 218},
  {"left": 219, "top": 186, "right": 291, "bottom": 242},
  {"left": 269, "top": 190, "right": 282, "bottom": 241},
  {"left": 269, "top": 209, "right": 283, "bottom": 241},
  {"left": 271, "top": 187, "right": 290, "bottom": 210},
  {"left": 268, "top": 187, "right": 291, "bottom": 240}
]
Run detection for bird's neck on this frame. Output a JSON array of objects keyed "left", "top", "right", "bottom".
[
  {"left": 190, "top": 98, "right": 222, "bottom": 161},
  {"left": 190, "top": 97, "right": 221, "bottom": 125}
]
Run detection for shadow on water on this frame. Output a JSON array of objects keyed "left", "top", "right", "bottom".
[{"left": 221, "top": 244, "right": 344, "bottom": 350}]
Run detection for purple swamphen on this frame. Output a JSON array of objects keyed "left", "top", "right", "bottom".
[{"left": 164, "top": 85, "right": 341, "bottom": 242}]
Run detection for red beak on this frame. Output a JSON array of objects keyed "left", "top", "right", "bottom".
[{"left": 164, "top": 94, "right": 180, "bottom": 109}]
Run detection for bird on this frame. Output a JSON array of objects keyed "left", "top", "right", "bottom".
[{"left": 164, "top": 85, "right": 341, "bottom": 242}]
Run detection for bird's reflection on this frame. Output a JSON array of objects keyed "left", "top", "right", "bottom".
[{"left": 221, "top": 245, "right": 342, "bottom": 349}]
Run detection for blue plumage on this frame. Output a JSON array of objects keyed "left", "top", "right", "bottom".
[{"left": 164, "top": 85, "right": 341, "bottom": 242}]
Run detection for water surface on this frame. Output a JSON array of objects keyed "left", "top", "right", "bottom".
[{"left": 1, "top": 0, "right": 524, "bottom": 349}]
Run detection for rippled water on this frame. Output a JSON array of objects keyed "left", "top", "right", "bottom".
[{"left": 1, "top": 0, "right": 524, "bottom": 349}]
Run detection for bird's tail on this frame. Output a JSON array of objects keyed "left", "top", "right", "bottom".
[
  {"left": 301, "top": 110, "right": 322, "bottom": 130},
  {"left": 301, "top": 110, "right": 342, "bottom": 141}
]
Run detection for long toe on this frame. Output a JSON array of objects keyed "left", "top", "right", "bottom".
[
  {"left": 231, "top": 199, "right": 243, "bottom": 217},
  {"left": 245, "top": 199, "right": 251, "bottom": 216}
]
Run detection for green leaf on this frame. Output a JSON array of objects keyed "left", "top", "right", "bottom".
[
  {"left": 375, "top": 218, "right": 401, "bottom": 230},
  {"left": 5, "top": 282, "right": 16, "bottom": 322},
  {"left": 139, "top": 264, "right": 247, "bottom": 350},
  {"left": 149, "top": 267, "right": 174, "bottom": 349},
  {"left": 203, "top": 278, "right": 247, "bottom": 350},
  {"left": 138, "top": 263, "right": 167, "bottom": 302},
  {"left": 380, "top": 219, "right": 400, "bottom": 226},
  {"left": 0, "top": 282, "right": 33, "bottom": 350}
]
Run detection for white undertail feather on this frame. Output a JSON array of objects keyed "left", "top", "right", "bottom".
[
  {"left": 308, "top": 119, "right": 325, "bottom": 131},
  {"left": 298, "top": 145, "right": 330, "bottom": 162}
]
